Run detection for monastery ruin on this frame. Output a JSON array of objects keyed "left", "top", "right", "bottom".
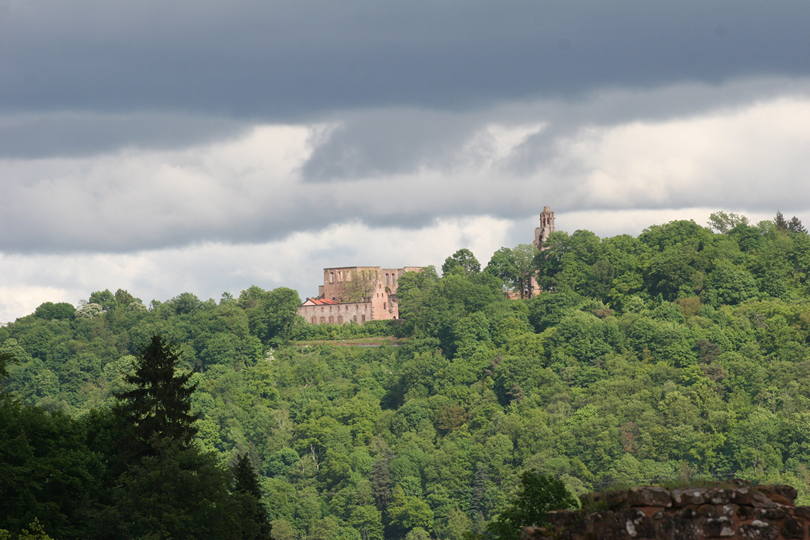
[
  {"left": 298, "top": 206, "right": 556, "bottom": 324},
  {"left": 297, "top": 266, "right": 424, "bottom": 324}
]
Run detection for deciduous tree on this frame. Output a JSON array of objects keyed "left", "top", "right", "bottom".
[
  {"left": 442, "top": 248, "right": 481, "bottom": 276},
  {"left": 487, "top": 471, "right": 577, "bottom": 540}
]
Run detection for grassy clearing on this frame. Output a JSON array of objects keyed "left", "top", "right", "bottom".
[{"left": 291, "top": 336, "right": 407, "bottom": 347}]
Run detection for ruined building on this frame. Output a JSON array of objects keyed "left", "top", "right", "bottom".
[
  {"left": 534, "top": 205, "right": 556, "bottom": 250},
  {"left": 298, "top": 266, "right": 424, "bottom": 324},
  {"left": 519, "top": 206, "right": 556, "bottom": 299},
  {"left": 299, "top": 207, "right": 555, "bottom": 323}
]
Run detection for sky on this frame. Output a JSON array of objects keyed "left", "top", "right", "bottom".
[{"left": 2, "top": 0, "right": 810, "bottom": 323}]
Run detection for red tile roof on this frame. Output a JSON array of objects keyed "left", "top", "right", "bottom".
[{"left": 304, "top": 297, "right": 338, "bottom": 305}]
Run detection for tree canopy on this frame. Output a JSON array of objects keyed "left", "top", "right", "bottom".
[{"left": 2, "top": 212, "right": 810, "bottom": 538}]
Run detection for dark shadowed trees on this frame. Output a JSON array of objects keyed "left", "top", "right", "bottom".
[
  {"left": 115, "top": 335, "right": 198, "bottom": 455},
  {"left": 486, "top": 471, "right": 577, "bottom": 540},
  {"left": 232, "top": 453, "right": 273, "bottom": 540},
  {"left": 109, "top": 336, "right": 242, "bottom": 539}
]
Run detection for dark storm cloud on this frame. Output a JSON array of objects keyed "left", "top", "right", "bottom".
[
  {"left": 2, "top": 0, "right": 809, "bottom": 123},
  {"left": 0, "top": 112, "right": 246, "bottom": 158}
]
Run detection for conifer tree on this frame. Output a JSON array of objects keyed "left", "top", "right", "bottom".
[
  {"left": 231, "top": 453, "right": 272, "bottom": 540},
  {"left": 233, "top": 453, "right": 263, "bottom": 498},
  {"left": 108, "top": 336, "right": 240, "bottom": 539},
  {"left": 788, "top": 216, "right": 807, "bottom": 233},
  {"left": 775, "top": 211, "right": 789, "bottom": 231},
  {"left": 115, "top": 335, "right": 198, "bottom": 453}
]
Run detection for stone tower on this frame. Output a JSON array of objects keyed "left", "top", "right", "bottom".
[{"left": 533, "top": 206, "right": 556, "bottom": 250}]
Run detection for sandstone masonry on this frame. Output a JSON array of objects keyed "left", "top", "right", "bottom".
[
  {"left": 534, "top": 206, "right": 556, "bottom": 250},
  {"left": 298, "top": 266, "right": 423, "bottom": 324},
  {"left": 523, "top": 484, "right": 810, "bottom": 540},
  {"left": 518, "top": 205, "right": 556, "bottom": 299}
]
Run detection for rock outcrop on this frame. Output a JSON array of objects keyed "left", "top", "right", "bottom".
[{"left": 523, "top": 484, "right": 810, "bottom": 540}]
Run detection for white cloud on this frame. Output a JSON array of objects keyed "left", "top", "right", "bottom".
[
  {"left": 0, "top": 286, "right": 72, "bottom": 324},
  {"left": 561, "top": 97, "right": 810, "bottom": 210}
]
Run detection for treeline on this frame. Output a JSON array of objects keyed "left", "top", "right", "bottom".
[
  {"left": 1, "top": 212, "right": 810, "bottom": 539},
  {"left": 0, "top": 336, "right": 270, "bottom": 539}
]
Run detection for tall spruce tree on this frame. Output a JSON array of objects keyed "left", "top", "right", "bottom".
[
  {"left": 233, "top": 453, "right": 263, "bottom": 498},
  {"left": 108, "top": 336, "right": 240, "bottom": 539},
  {"left": 231, "top": 453, "right": 272, "bottom": 540},
  {"left": 115, "top": 335, "right": 198, "bottom": 454}
]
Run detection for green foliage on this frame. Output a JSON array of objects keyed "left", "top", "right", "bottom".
[
  {"left": 486, "top": 244, "right": 539, "bottom": 298},
  {"left": 788, "top": 216, "right": 806, "bottom": 233},
  {"left": 0, "top": 346, "right": 10, "bottom": 379},
  {"left": 443, "top": 248, "right": 481, "bottom": 276},
  {"left": 115, "top": 336, "right": 199, "bottom": 454},
  {"left": 0, "top": 398, "right": 99, "bottom": 538},
  {"left": 232, "top": 454, "right": 273, "bottom": 539},
  {"left": 486, "top": 471, "right": 577, "bottom": 539},
  {"left": 0, "top": 519, "right": 54, "bottom": 540},
  {"left": 775, "top": 211, "right": 806, "bottom": 233},
  {"left": 708, "top": 211, "right": 749, "bottom": 233},
  {"left": 33, "top": 302, "right": 75, "bottom": 321},
  {"left": 704, "top": 260, "right": 758, "bottom": 306},
  {"left": 527, "top": 290, "right": 584, "bottom": 332},
  {"left": 388, "top": 486, "right": 434, "bottom": 536},
  {"left": 240, "top": 286, "right": 301, "bottom": 344},
  {"left": 291, "top": 319, "right": 395, "bottom": 341},
  {"left": 3, "top": 213, "right": 810, "bottom": 538},
  {"left": 111, "top": 438, "right": 239, "bottom": 539}
]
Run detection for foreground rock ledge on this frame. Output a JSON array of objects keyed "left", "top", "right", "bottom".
[{"left": 523, "top": 485, "right": 810, "bottom": 540}]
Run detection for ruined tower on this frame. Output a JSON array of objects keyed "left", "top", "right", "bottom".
[{"left": 533, "top": 206, "right": 556, "bottom": 250}]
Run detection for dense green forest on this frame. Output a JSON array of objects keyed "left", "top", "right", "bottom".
[{"left": 2, "top": 212, "right": 810, "bottom": 539}]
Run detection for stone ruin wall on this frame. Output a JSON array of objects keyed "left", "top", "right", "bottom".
[
  {"left": 300, "top": 266, "right": 422, "bottom": 324},
  {"left": 320, "top": 267, "right": 410, "bottom": 302},
  {"left": 524, "top": 484, "right": 810, "bottom": 540},
  {"left": 320, "top": 267, "right": 379, "bottom": 302},
  {"left": 298, "top": 300, "right": 375, "bottom": 325}
]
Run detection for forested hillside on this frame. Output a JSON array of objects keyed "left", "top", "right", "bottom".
[{"left": 3, "top": 213, "right": 810, "bottom": 539}]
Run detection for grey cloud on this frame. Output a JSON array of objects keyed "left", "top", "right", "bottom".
[
  {"left": 504, "top": 78, "right": 810, "bottom": 175},
  {"left": 0, "top": 112, "right": 247, "bottom": 158},
  {"left": 3, "top": 1, "right": 809, "bottom": 127},
  {"left": 304, "top": 78, "right": 810, "bottom": 180},
  {"left": 301, "top": 109, "right": 481, "bottom": 180},
  {"left": 3, "top": 79, "right": 810, "bottom": 255}
]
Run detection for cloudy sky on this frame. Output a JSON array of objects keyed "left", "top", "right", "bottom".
[{"left": 2, "top": 0, "right": 810, "bottom": 322}]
